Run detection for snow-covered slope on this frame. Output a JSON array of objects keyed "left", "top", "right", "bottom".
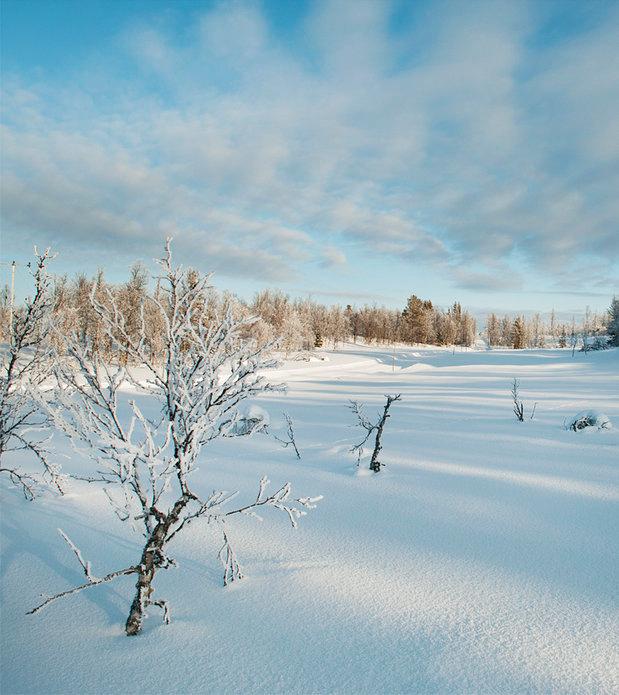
[{"left": 2, "top": 345, "right": 618, "bottom": 694}]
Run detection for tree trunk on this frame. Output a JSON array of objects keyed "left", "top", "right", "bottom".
[
  {"left": 125, "top": 538, "right": 161, "bottom": 636},
  {"left": 369, "top": 395, "right": 400, "bottom": 473},
  {"left": 124, "top": 495, "right": 191, "bottom": 636}
]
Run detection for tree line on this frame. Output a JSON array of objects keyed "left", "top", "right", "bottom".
[
  {"left": 484, "top": 306, "right": 614, "bottom": 350},
  {"left": 2, "top": 262, "right": 616, "bottom": 355},
  {"left": 1, "top": 267, "right": 478, "bottom": 356}
]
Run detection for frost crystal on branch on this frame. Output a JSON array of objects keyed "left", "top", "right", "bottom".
[
  {"left": 219, "top": 530, "right": 244, "bottom": 586},
  {"left": 31, "top": 239, "right": 321, "bottom": 636},
  {"left": 58, "top": 528, "right": 99, "bottom": 583}
]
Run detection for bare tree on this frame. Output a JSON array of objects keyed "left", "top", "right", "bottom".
[
  {"left": 511, "top": 378, "right": 524, "bottom": 422},
  {"left": 30, "top": 241, "right": 321, "bottom": 636},
  {"left": 350, "top": 394, "right": 401, "bottom": 472},
  {"left": 579, "top": 305, "right": 592, "bottom": 356},
  {"left": 0, "top": 249, "right": 62, "bottom": 499},
  {"left": 270, "top": 412, "right": 301, "bottom": 459},
  {"left": 570, "top": 319, "right": 578, "bottom": 357}
]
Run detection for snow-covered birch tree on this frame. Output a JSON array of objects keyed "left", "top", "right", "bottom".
[{"left": 30, "top": 240, "right": 321, "bottom": 636}]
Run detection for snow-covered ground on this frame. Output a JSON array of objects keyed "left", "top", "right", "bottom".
[{"left": 2, "top": 344, "right": 618, "bottom": 694}]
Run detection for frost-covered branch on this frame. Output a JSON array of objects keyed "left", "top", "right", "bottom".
[
  {"left": 511, "top": 378, "right": 524, "bottom": 422},
  {"left": 58, "top": 528, "right": 99, "bottom": 582},
  {"left": 219, "top": 530, "right": 244, "bottom": 586},
  {"left": 26, "top": 528, "right": 138, "bottom": 616},
  {"left": 27, "top": 566, "right": 137, "bottom": 616},
  {"left": 0, "top": 466, "right": 37, "bottom": 500},
  {"left": 223, "top": 475, "right": 323, "bottom": 528},
  {"left": 215, "top": 477, "right": 322, "bottom": 586}
]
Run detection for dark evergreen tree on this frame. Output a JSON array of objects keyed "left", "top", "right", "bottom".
[
  {"left": 607, "top": 297, "right": 619, "bottom": 346},
  {"left": 512, "top": 316, "right": 526, "bottom": 349}
]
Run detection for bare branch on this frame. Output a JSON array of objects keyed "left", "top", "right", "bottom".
[
  {"left": 270, "top": 412, "right": 301, "bottom": 459},
  {"left": 27, "top": 566, "right": 137, "bottom": 615},
  {"left": 58, "top": 528, "right": 99, "bottom": 582}
]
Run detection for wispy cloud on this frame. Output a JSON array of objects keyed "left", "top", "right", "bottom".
[{"left": 319, "top": 245, "right": 347, "bottom": 269}]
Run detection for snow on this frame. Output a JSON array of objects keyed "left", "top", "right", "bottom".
[{"left": 2, "top": 344, "right": 618, "bottom": 694}]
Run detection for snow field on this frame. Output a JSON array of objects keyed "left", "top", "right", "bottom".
[{"left": 1, "top": 344, "right": 618, "bottom": 694}]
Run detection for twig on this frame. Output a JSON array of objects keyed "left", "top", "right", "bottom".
[
  {"left": 271, "top": 412, "right": 301, "bottom": 459},
  {"left": 27, "top": 566, "right": 137, "bottom": 615}
]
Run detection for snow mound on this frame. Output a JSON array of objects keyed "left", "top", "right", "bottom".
[
  {"left": 567, "top": 410, "right": 612, "bottom": 432},
  {"left": 400, "top": 362, "right": 434, "bottom": 373},
  {"left": 232, "top": 405, "right": 270, "bottom": 435}
]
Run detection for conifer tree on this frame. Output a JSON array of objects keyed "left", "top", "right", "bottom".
[
  {"left": 607, "top": 297, "right": 619, "bottom": 346},
  {"left": 512, "top": 316, "right": 526, "bottom": 349}
]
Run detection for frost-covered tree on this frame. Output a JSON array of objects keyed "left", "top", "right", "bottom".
[
  {"left": 251, "top": 290, "right": 314, "bottom": 354},
  {"left": 0, "top": 249, "right": 62, "bottom": 499},
  {"left": 549, "top": 309, "right": 557, "bottom": 340},
  {"left": 280, "top": 309, "right": 307, "bottom": 354},
  {"left": 486, "top": 313, "right": 501, "bottom": 347},
  {"left": 30, "top": 241, "right": 321, "bottom": 636},
  {"left": 528, "top": 313, "right": 544, "bottom": 348},
  {"left": 117, "top": 262, "right": 149, "bottom": 356},
  {"left": 458, "top": 311, "right": 477, "bottom": 347},
  {"left": 327, "top": 305, "right": 350, "bottom": 348},
  {"left": 49, "top": 275, "right": 75, "bottom": 355}
]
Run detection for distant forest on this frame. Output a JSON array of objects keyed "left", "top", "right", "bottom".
[{"left": 1, "top": 261, "right": 616, "bottom": 357}]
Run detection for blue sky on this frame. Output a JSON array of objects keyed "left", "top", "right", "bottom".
[{"left": 1, "top": 0, "right": 617, "bottom": 316}]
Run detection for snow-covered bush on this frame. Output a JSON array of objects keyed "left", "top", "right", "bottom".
[
  {"left": 232, "top": 405, "right": 270, "bottom": 436},
  {"left": 567, "top": 411, "right": 612, "bottom": 432}
]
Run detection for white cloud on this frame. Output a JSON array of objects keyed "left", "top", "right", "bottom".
[
  {"left": 1, "top": 0, "right": 617, "bottom": 291},
  {"left": 319, "top": 245, "right": 347, "bottom": 269}
]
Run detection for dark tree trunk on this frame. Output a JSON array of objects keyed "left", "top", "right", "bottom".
[
  {"left": 124, "top": 495, "right": 191, "bottom": 636},
  {"left": 369, "top": 394, "right": 400, "bottom": 473},
  {"left": 125, "top": 528, "right": 165, "bottom": 636}
]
